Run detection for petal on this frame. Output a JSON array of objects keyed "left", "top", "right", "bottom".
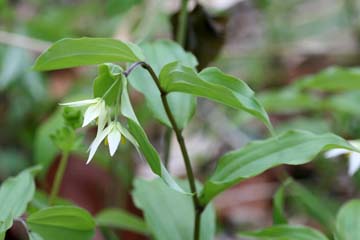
[
  {"left": 82, "top": 104, "right": 101, "bottom": 127},
  {"left": 117, "top": 123, "right": 139, "bottom": 148},
  {"left": 108, "top": 128, "right": 121, "bottom": 156},
  {"left": 324, "top": 149, "right": 349, "bottom": 158},
  {"left": 60, "top": 98, "right": 99, "bottom": 107},
  {"left": 86, "top": 126, "right": 111, "bottom": 164},
  {"left": 97, "top": 101, "right": 108, "bottom": 133},
  {"left": 348, "top": 152, "right": 360, "bottom": 176}
]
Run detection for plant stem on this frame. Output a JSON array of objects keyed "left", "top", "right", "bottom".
[
  {"left": 139, "top": 62, "right": 203, "bottom": 240},
  {"left": 49, "top": 151, "right": 69, "bottom": 205},
  {"left": 163, "top": 127, "right": 173, "bottom": 168},
  {"left": 176, "top": 0, "right": 189, "bottom": 46}
]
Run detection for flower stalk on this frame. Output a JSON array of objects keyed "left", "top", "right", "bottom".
[
  {"left": 125, "top": 61, "right": 204, "bottom": 240},
  {"left": 49, "top": 150, "right": 69, "bottom": 205}
]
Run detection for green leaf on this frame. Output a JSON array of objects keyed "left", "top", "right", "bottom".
[
  {"left": 335, "top": 200, "right": 360, "bottom": 240},
  {"left": 33, "top": 110, "right": 63, "bottom": 175},
  {"left": 239, "top": 225, "right": 329, "bottom": 240},
  {"left": 120, "top": 76, "right": 186, "bottom": 193},
  {"left": 272, "top": 180, "right": 290, "bottom": 225},
  {"left": 289, "top": 182, "right": 336, "bottom": 232},
  {"left": 29, "top": 232, "right": 44, "bottom": 240},
  {"left": 132, "top": 178, "right": 216, "bottom": 240},
  {"left": 127, "top": 40, "right": 197, "bottom": 129},
  {"left": 27, "top": 206, "right": 96, "bottom": 240},
  {"left": 33, "top": 38, "right": 144, "bottom": 71},
  {"left": 0, "top": 232, "right": 4, "bottom": 240},
  {"left": 159, "top": 62, "right": 273, "bottom": 132},
  {"left": 96, "top": 208, "right": 149, "bottom": 235},
  {"left": 93, "top": 63, "right": 122, "bottom": 105},
  {"left": 259, "top": 87, "right": 322, "bottom": 114},
  {"left": 0, "top": 166, "right": 41, "bottom": 233},
  {"left": 200, "top": 130, "right": 357, "bottom": 205},
  {"left": 296, "top": 66, "right": 360, "bottom": 91}
]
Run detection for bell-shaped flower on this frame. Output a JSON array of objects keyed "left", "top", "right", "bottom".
[
  {"left": 60, "top": 98, "right": 107, "bottom": 128},
  {"left": 87, "top": 121, "right": 138, "bottom": 164},
  {"left": 324, "top": 140, "right": 360, "bottom": 176}
]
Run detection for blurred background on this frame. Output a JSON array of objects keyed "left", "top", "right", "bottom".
[{"left": 1, "top": 0, "right": 360, "bottom": 239}]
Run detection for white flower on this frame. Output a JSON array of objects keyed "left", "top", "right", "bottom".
[
  {"left": 87, "top": 121, "right": 138, "bottom": 164},
  {"left": 60, "top": 98, "right": 107, "bottom": 128},
  {"left": 324, "top": 140, "right": 360, "bottom": 176}
]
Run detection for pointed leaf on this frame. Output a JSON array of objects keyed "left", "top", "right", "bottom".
[
  {"left": 96, "top": 208, "right": 149, "bottom": 234},
  {"left": 127, "top": 40, "right": 197, "bottom": 129},
  {"left": 335, "top": 200, "right": 360, "bottom": 240},
  {"left": 159, "top": 62, "right": 273, "bottom": 132},
  {"left": 240, "top": 225, "right": 329, "bottom": 240},
  {"left": 27, "top": 206, "right": 95, "bottom": 240},
  {"left": 272, "top": 180, "right": 290, "bottom": 225},
  {"left": 200, "top": 130, "right": 357, "bottom": 205},
  {"left": 93, "top": 63, "right": 122, "bottom": 105},
  {"left": 296, "top": 66, "right": 360, "bottom": 91},
  {"left": 33, "top": 38, "right": 144, "bottom": 71},
  {"left": 0, "top": 166, "right": 41, "bottom": 233},
  {"left": 132, "top": 178, "right": 216, "bottom": 240},
  {"left": 120, "top": 77, "right": 186, "bottom": 193}
]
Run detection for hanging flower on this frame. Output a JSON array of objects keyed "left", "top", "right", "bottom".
[
  {"left": 324, "top": 140, "right": 360, "bottom": 176},
  {"left": 60, "top": 98, "right": 108, "bottom": 129},
  {"left": 87, "top": 121, "right": 138, "bottom": 164}
]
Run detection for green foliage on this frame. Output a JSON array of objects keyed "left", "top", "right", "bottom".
[
  {"left": 335, "top": 200, "right": 360, "bottom": 240},
  {"left": 33, "top": 38, "right": 145, "bottom": 71},
  {"left": 33, "top": 110, "right": 63, "bottom": 174},
  {"left": 132, "top": 178, "right": 216, "bottom": 240},
  {"left": 272, "top": 180, "right": 289, "bottom": 224},
  {"left": 128, "top": 40, "right": 197, "bottom": 129},
  {"left": 159, "top": 62, "right": 273, "bottom": 132},
  {"left": 0, "top": 166, "right": 41, "bottom": 234},
  {"left": 50, "top": 126, "right": 80, "bottom": 152},
  {"left": 297, "top": 67, "right": 360, "bottom": 91},
  {"left": 200, "top": 130, "right": 357, "bottom": 205},
  {"left": 119, "top": 75, "right": 185, "bottom": 193},
  {"left": 272, "top": 180, "right": 336, "bottom": 232},
  {"left": 93, "top": 63, "right": 122, "bottom": 106},
  {"left": 96, "top": 208, "right": 149, "bottom": 234},
  {"left": 240, "top": 225, "right": 329, "bottom": 240},
  {"left": 27, "top": 206, "right": 95, "bottom": 240},
  {"left": 62, "top": 107, "right": 83, "bottom": 129}
]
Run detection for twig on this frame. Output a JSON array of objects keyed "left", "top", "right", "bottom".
[{"left": 0, "top": 30, "right": 51, "bottom": 53}]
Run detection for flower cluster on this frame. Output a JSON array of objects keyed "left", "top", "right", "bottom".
[{"left": 60, "top": 97, "right": 136, "bottom": 164}]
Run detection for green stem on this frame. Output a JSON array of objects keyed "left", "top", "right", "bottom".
[
  {"left": 163, "top": 127, "right": 173, "bottom": 168},
  {"left": 176, "top": 0, "right": 189, "bottom": 46},
  {"left": 49, "top": 151, "right": 69, "bottom": 205},
  {"left": 140, "top": 62, "right": 203, "bottom": 240}
]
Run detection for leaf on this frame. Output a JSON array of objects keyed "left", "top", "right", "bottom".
[
  {"left": 27, "top": 206, "right": 96, "bottom": 240},
  {"left": 29, "top": 232, "right": 44, "bottom": 240},
  {"left": 296, "top": 66, "right": 360, "bottom": 91},
  {"left": 258, "top": 87, "right": 322, "bottom": 114},
  {"left": 0, "top": 166, "right": 41, "bottom": 233},
  {"left": 33, "top": 110, "right": 63, "bottom": 176},
  {"left": 93, "top": 63, "right": 122, "bottom": 105},
  {"left": 120, "top": 76, "right": 186, "bottom": 193},
  {"left": 159, "top": 62, "right": 273, "bottom": 132},
  {"left": 289, "top": 181, "right": 336, "bottom": 231},
  {"left": 96, "top": 208, "right": 149, "bottom": 234},
  {"left": 132, "top": 178, "right": 216, "bottom": 240},
  {"left": 272, "top": 180, "right": 290, "bottom": 224},
  {"left": 33, "top": 38, "right": 144, "bottom": 71},
  {"left": 200, "top": 130, "right": 357, "bottom": 205},
  {"left": 0, "top": 232, "right": 4, "bottom": 240},
  {"left": 0, "top": 47, "right": 27, "bottom": 90},
  {"left": 335, "top": 200, "right": 360, "bottom": 240},
  {"left": 239, "top": 225, "right": 329, "bottom": 240},
  {"left": 127, "top": 40, "right": 197, "bottom": 129}
]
